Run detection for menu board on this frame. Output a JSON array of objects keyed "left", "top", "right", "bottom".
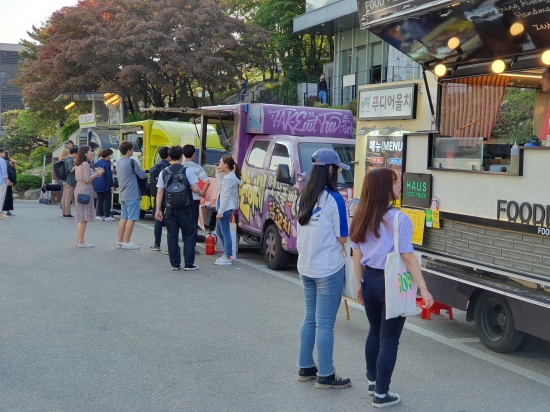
[
  {"left": 358, "top": 0, "right": 457, "bottom": 29},
  {"left": 365, "top": 135, "right": 404, "bottom": 181},
  {"left": 400, "top": 207, "right": 426, "bottom": 245}
]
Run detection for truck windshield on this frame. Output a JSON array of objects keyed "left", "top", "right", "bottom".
[{"left": 298, "top": 142, "right": 355, "bottom": 187}]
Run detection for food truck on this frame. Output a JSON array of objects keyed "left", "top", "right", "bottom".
[
  {"left": 353, "top": 0, "right": 550, "bottom": 352},
  {"left": 116, "top": 120, "right": 225, "bottom": 217},
  {"left": 194, "top": 104, "right": 356, "bottom": 269}
]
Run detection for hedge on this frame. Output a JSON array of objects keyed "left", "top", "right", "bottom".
[{"left": 15, "top": 175, "right": 43, "bottom": 191}]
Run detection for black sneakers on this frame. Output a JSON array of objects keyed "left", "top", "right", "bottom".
[
  {"left": 372, "top": 392, "right": 401, "bottom": 408},
  {"left": 368, "top": 383, "right": 375, "bottom": 396},
  {"left": 297, "top": 366, "right": 318, "bottom": 382},
  {"left": 315, "top": 373, "right": 351, "bottom": 389}
]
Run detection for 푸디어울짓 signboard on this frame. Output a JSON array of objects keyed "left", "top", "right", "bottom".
[{"left": 358, "top": 84, "right": 417, "bottom": 120}]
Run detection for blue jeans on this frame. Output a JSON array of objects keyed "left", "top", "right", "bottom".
[
  {"left": 215, "top": 209, "right": 233, "bottom": 258},
  {"left": 318, "top": 90, "right": 327, "bottom": 104},
  {"left": 298, "top": 267, "right": 345, "bottom": 377},
  {"left": 165, "top": 206, "right": 196, "bottom": 268},
  {"left": 361, "top": 266, "right": 406, "bottom": 395}
]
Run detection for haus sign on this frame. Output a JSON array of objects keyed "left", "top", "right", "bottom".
[{"left": 402, "top": 173, "right": 432, "bottom": 209}]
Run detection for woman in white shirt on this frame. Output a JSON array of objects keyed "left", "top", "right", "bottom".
[
  {"left": 296, "top": 148, "right": 351, "bottom": 389},
  {"left": 215, "top": 156, "right": 242, "bottom": 265}
]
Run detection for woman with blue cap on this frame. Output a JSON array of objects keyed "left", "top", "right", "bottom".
[{"left": 296, "top": 148, "right": 351, "bottom": 389}]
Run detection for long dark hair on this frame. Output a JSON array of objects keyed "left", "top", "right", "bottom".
[
  {"left": 349, "top": 168, "right": 398, "bottom": 242},
  {"left": 75, "top": 146, "right": 90, "bottom": 166},
  {"left": 298, "top": 163, "right": 339, "bottom": 226},
  {"left": 222, "top": 155, "right": 241, "bottom": 180}
]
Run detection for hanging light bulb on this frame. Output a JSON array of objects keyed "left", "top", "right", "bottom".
[
  {"left": 542, "top": 50, "right": 550, "bottom": 65},
  {"left": 64, "top": 102, "right": 76, "bottom": 110},
  {"left": 447, "top": 37, "right": 460, "bottom": 50},
  {"left": 491, "top": 60, "right": 506, "bottom": 74},
  {"left": 509, "top": 23, "right": 524, "bottom": 36},
  {"left": 434, "top": 64, "right": 447, "bottom": 77}
]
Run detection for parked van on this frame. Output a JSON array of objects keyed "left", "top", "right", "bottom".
[{"left": 196, "top": 104, "right": 356, "bottom": 269}]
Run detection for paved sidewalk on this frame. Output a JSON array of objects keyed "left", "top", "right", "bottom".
[{"left": 1, "top": 203, "right": 550, "bottom": 411}]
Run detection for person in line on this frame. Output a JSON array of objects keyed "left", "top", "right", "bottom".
[
  {"left": 62, "top": 146, "right": 78, "bottom": 218},
  {"left": 2, "top": 151, "right": 17, "bottom": 216},
  {"left": 350, "top": 168, "right": 434, "bottom": 408},
  {"left": 116, "top": 140, "right": 147, "bottom": 250},
  {"left": 58, "top": 148, "right": 69, "bottom": 210},
  {"left": 93, "top": 149, "right": 115, "bottom": 221},
  {"left": 182, "top": 144, "right": 210, "bottom": 255},
  {"left": 214, "top": 156, "right": 241, "bottom": 266},
  {"left": 149, "top": 147, "right": 170, "bottom": 252},
  {"left": 74, "top": 146, "right": 104, "bottom": 247},
  {"left": 155, "top": 146, "right": 202, "bottom": 271},
  {"left": 67, "top": 140, "right": 75, "bottom": 148},
  {"left": 295, "top": 148, "right": 351, "bottom": 389},
  {"left": 0, "top": 148, "right": 13, "bottom": 219},
  {"left": 318, "top": 73, "right": 328, "bottom": 104}
]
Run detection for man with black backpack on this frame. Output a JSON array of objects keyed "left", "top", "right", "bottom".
[
  {"left": 149, "top": 147, "right": 170, "bottom": 252},
  {"left": 155, "top": 146, "right": 202, "bottom": 271}
]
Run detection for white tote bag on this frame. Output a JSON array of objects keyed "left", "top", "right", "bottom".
[{"left": 384, "top": 212, "right": 421, "bottom": 320}]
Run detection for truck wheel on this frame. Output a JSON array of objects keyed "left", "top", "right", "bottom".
[
  {"left": 474, "top": 292, "right": 524, "bottom": 353},
  {"left": 263, "top": 224, "right": 289, "bottom": 270}
]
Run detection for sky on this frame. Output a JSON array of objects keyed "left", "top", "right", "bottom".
[{"left": 0, "top": 0, "right": 78, "bottom": 45}]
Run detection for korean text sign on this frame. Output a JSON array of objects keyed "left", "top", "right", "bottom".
[{"left": 358, "top": 84, "right": 417, "bottom": 120}]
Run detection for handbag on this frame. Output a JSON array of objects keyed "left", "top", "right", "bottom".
[
  {"left": 229, "top": 213, "right": 238, "bottom": 259},
  {"left": 384, "top": 211, "right": 421, "bottom": 320},
  {"left": 77, "top": 194, "right": 91, "bottom": 204},
  {"left": 131, "top": 159, "right": 149, "bottom": 196},
  {"left": 343, "top": 245, "right": 357, "bottom": 300}
]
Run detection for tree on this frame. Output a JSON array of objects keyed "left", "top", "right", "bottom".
[
  {"left": 0, "top": 110, "right": 51, "bottom": 155},
  {"left": 15, "top": 0, "right": 268, "bottom": 115}
]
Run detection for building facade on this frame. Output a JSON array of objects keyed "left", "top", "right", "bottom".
[
  {"left": 293, "top": 0, "right": 422, "bottom": 106},
  {"left": 0, "top": 43, "right": 25, "bottom": 138}
]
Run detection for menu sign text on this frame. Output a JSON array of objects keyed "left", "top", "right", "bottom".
[{"left": 358, "top": 84, "right": 417, "bottom": 120}]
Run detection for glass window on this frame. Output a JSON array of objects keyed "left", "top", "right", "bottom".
[
  {"left": 298, "top": 143, "right": 355, "bottom": 186},
  {"left": 356, "top": 29, "right": 367, "bottom": 47},
  {"left": 340, "top": 49, "right": 352, "bottom": 76},
  {"left": 356, "top": 46, "right": 367, "bottom": 84},
  {"left": 341, "top": 30, "right": 353, "bottom": 50},
  {"left": 269, "top": 143, "right": 291, "bottom": 171},
  {"left": 247, "top": 140, "right": 270, "bottom": 168}
]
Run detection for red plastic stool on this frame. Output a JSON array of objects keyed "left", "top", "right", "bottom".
[{"left": 416, "top": 298, "right": 453, "bottom": 320}]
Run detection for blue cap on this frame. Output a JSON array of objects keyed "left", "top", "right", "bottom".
[{"left": 311, "top": 148, "right": 350, "bottom": 170}]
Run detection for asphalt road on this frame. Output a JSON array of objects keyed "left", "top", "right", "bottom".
[{"left": 2, "top": 203, "right": 550, "bottom": 412}]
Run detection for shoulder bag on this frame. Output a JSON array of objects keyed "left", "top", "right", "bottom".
[
  {"left": 131, "top": 159, "right": 149, "bottom": 196},
  {"left": 384, "top": 211, "right": 421, "bottom": 319}
]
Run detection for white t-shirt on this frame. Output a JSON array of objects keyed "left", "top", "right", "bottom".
[
  {"left": 297, "top": 189, "right": 349, "bottom": 278},
  {"left": 156, "top": 165, "right": 198, "bottom": 189},
  {"left": 182, "top": 161, "right": 208, "bottom": 200}
]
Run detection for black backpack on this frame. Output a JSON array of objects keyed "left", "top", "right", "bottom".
[
  {"left": 164, "top": 165, "right": 192, "bottom": 209},
  {"left": 53, "top": 159, "right": 69, "bottom": 181},
  {"left": 148, "top": 161, "right": 167, "bottom": 198}
]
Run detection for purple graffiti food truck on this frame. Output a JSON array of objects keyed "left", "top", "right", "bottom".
[{"left": 195, "top": 103, "right": 356, "bottom": 269}]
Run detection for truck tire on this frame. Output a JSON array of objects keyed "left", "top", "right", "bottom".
[
  {"left": 263, "top": 224, "right": 289, "bottom": 270},
  {"left": 474, "top": 292, "right": 525, "bottom": 353}
]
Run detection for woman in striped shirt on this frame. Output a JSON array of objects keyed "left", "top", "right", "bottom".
[{"left": 350, "top": 168, "right": 433, "bottom": 408}]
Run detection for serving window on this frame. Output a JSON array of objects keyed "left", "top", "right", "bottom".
[{"left": 431, "top": 73, "right": 544, "bottom": 175}]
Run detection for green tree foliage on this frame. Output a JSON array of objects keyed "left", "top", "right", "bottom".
[
  {"left": 58, "top": 120, "right": 80, "bottom": 144},
  {"left": 226, "top": 0, "right": 333, "bottom": 82},
  {"left": 30, "top": 146, "right": 52, "bottom": 166},
  {"left": 491, "top": 88, "right": 536, "bottom": 144},
  {"left": 15, "top": 0, "right": 268, "bottom": 115},
  {"left": 0, "top": 110, "right": 52, "bottom": 155},
  {"left": 14, "top": 175, "right": 43, "bottom": 191}
]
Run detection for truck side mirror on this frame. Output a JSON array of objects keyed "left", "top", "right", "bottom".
[{"left": 276, "top": 164, "right": 294, "bottom": 185}]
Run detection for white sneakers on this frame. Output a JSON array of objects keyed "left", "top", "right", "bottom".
[
  {"left": 76, "top": 242, "right": 93, "bottom": 248},
  {"left": 215, "top": 256, "right": 233, "bottom": 265},
  {"left": 116, "top": 242, "right": 140, "bottom": 250},
  {"left": 97, "top": 216, "right": 116, "bottom": 221},
  {"left": 121, "top": 242, "right": 140, "bottom": 250}
]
